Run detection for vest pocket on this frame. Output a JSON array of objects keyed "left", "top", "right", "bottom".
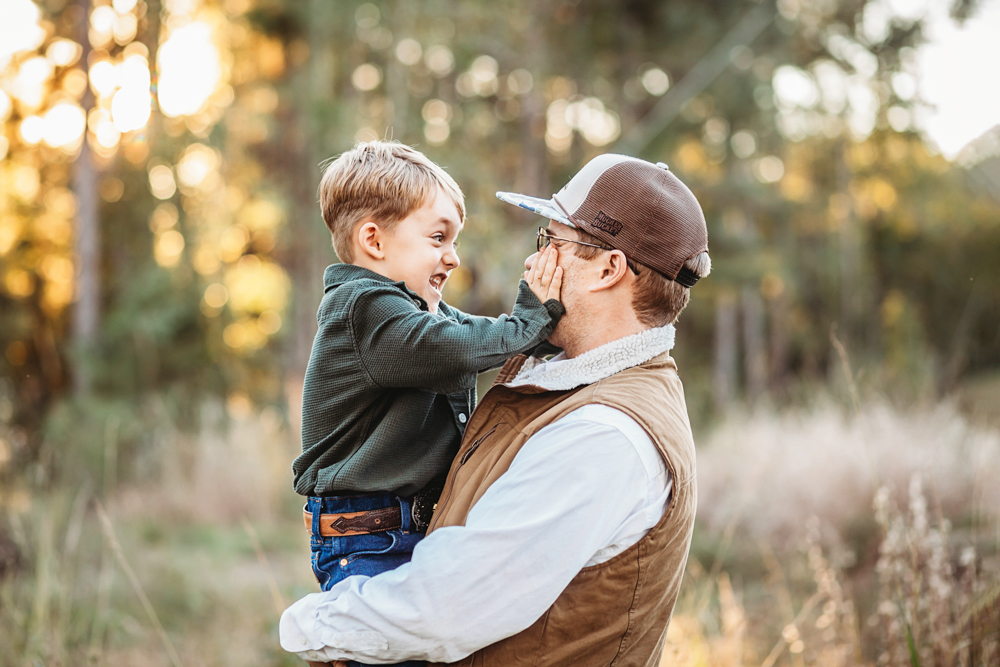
[{"left": 460, "top": 425, "right": 498, "bottom": 465}]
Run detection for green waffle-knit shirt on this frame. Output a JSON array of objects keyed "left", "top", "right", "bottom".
[{"left": 293, "top": 264, "right": 565, "bottom": 498}]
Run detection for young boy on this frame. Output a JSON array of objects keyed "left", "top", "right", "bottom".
[{"left": 292, "top": 141, "right": 563, "bottom": 665}]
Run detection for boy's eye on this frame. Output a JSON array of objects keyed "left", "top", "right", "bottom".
[
  {"left": 432, "top": 234, "right": 445, "bottom": 242},
  {"left": 453, "top": 241, "right": 460, "bottom": 250}
]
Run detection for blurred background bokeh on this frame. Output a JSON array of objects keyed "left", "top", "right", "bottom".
[{"left": 1, "top": 0, "right": 998, "bottom": 664}]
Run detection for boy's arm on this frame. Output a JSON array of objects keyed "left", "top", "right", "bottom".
[
  {"left": 351, "top": 247, "right": 564, "bottom": 394},
  {"left": 351, "top": 282, "right": 562, "bottom": 394}
]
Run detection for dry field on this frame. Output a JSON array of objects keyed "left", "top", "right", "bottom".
[
  {"left": 666, "top": 399, "right": 1000, "bottom": 666},
  {"left": 1, "top": 395, "right": 998, "bottom": 666}
]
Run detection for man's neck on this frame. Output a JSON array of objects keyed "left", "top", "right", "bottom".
[{"left": 559, "top": 315, "right": 647, "bottom": 359}]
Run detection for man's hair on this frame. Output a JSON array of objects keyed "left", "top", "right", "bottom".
[
  {"left": 318, "top": 140, "right": 466, "bottom": 262},
  {"left": 570, "top": 228, "right": 711, "bottom": 327}
]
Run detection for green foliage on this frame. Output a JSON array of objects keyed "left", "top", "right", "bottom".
[
  {"left": 42, "top": 396, "right": 146, "bottom": 488},
  {"left": 1, "top": 0, "right": 999, "bottom": 471}
]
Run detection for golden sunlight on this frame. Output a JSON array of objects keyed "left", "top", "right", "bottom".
[
  {"left": 176, "top": 143, "right": 220, "bottom": 190},
  {"left": 0, "top": 0, "right": 46, "bottom": 71},
  {"left": 110, "top": 54, "right": 152, "bottom": 132},
  {"left": 41, "top": 102, "right": 86, "bottom": 151},
  {"left": 154, "top": 229, "right": 186, "bottom": 266},
  {"left": 223, "top": 256, "right": 289, "bottom": 315},
  {"left": 11, "top": 56, "right": 52, "bottom": 110},
  {"left": 157, "top": 22, "right": 222, "bottom": 117}
]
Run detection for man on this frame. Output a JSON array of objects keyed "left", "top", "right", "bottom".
[{"left": 280, "top": 154, "right": 711, "bottom": 667}]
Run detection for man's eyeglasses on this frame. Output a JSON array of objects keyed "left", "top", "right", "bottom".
[{"left": 536, "top": 227, "right": 640, "bottom": 275}]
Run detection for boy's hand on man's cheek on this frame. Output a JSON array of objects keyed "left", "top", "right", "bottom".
[{"left": 524, "top": 245, "right": 563, "bottom": 304}]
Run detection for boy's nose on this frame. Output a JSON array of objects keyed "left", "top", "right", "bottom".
[{"left": 444, "top": 248, "right": 460, "bottom": 269}]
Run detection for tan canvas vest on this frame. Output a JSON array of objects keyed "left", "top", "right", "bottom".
[{"left": 427, "top": 351, "right": 697, "bottom": 667}]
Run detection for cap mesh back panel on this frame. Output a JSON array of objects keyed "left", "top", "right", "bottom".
[{"left": 569, "top": 161, "right": 708, "bottom": 279}]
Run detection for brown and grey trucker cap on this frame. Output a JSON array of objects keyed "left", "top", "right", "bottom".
[{"left": 497, "top": 154, "right": 709, "bottom": 286}]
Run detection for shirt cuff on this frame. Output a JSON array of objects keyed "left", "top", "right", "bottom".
[
  {"left": 280, "top": 591, "right": 390, "bottom": 659},
  {"left": 512, "top": 280, "right": 565, "bottom": 331},
  {"left": 279, "top": 593, "right": 327, "bottom": 653}
]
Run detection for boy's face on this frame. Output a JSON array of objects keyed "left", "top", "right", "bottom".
[{"left": 379, "top": 185, "right": 462, "bottom": 314}]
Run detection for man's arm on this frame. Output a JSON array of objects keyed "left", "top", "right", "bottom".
[
  {"left": 279, "top": 406, "right": 671, "bottom": 664},
  {"left": 350, "top": 279, "right": 563, "bottom": 394}
]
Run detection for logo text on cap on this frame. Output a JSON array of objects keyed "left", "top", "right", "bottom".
[{"left": 592, "top": 210, "right": 623, "bottom": 236}]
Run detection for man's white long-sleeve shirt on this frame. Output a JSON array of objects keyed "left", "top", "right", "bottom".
[{"left": 280, "top": 325, "right": 677, "bottom": 664}]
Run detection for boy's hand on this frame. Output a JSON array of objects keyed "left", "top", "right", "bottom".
[{"left": 525, "top": 244, "right": 563, "bottom": 303}]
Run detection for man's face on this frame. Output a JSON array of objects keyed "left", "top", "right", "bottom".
[
  {"left": 524, "top": 220, "right": 589, "bottom": 349},
  {"left": 379, "top": 186, "right": 463, "bottom": 314}
]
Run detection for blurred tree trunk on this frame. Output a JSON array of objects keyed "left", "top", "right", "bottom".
[
  {"left": 714, "top": 293, "right": 738, "bottom": 411},
  {"left": 836, "top": 142, "right": 860, "bottom": 355},
  {"left": 285, "top": 0, "right": 341, "bottom": 379},
  {"left": 940, "top": 282, "right": 983, "bottom": 394},
  {"left": 72, "top": 0, "right": 100, "bottom": 397},
  {"left": 140, "top": 0, "right": 161, "bottom": 82},
  {"left": 768, "top": 293, "right": 790, "bottom": 393},
  {"left": 385, "top": 0, "right": 412, "bottom": 141},
  {"left": 742, "top": 286, "right": 767, "bottom": 402},
  {"left": 514, "top": 5, "right": 548, "bottom": 198}
]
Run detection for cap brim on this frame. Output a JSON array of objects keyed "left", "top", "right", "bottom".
[{"left": 496, "top": 191, "right": 575, "bottom": 227}]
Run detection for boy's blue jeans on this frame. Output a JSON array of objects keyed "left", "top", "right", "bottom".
[{"left": 307, "top": 493, "right": 425, "bottom": 667}]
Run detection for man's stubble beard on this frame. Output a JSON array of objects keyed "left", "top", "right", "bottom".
[{"left": 547, "top": 290, "right": 587, "bottom": 356}]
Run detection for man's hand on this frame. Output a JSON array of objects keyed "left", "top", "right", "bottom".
[{"left": 525, "top": 244, "right": 563, "bottom": 303}]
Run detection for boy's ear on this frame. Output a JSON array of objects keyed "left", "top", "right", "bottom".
[{"left": 357, "top": 221, "right": 385, "bottom": 260}]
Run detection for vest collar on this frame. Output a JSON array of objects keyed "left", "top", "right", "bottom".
[{"left": 507, "top": 324, "right": 676, "bottom": 391}]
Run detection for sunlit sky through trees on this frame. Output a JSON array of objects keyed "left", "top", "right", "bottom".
[
  {"left": 3, "top": 0, "right": 998, "bottom": 164},
  {"left": 2, "top": 0, "right": 1000, "bottom": 423},
  {"left": 916, "top": 0, "right": 1000, "bottom": 157}
]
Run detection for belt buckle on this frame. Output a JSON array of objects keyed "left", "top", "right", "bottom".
[{"left": 410, "top": 484, "right": 443, "bottom": 533}]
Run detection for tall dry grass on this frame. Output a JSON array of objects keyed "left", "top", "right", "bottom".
[
  {"left": 873, "top": 476, "right": 999, "bottom": 666},
  {"left": 2, "top": 394, "right": 998, "bottom": 665},
  {"left": 696, "top": 401, "right": 1000, "bottom": 551},
  {"left": 665, "top": 400, "right": 1000, "bottom": 666},
  {"left": 0, "top": 398, "right": 313, "bottom": 666}
]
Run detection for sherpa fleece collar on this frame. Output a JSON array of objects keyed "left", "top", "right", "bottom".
[{"left": 507, "top": 324, "right": 676, "bottom": 391}]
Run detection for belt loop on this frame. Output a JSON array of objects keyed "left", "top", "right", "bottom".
[
  {"left": 309, "top": 497, "right": 322, "bottom": 537},
  {"left": 397, "top": 495, "right": 411, "bottom": 534}
]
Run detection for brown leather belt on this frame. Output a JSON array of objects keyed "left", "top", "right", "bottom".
[{"left": 304, "top": 506, "right": 403, "bottom": 537}]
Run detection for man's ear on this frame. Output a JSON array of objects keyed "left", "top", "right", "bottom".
[
  {"left": 356, "top": 221, "right": 385, "bottom": 260},
  {"left": 590, "top": 250, "right": 630, "bottom": 292}
]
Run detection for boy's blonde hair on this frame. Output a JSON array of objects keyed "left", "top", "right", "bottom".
[{"left": 318, "top": 141, "right": 466, "bottom": 263}]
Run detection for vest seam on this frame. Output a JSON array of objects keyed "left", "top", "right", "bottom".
[
  {"left": 610, "top": 537, "right": 647, "bottom": 666},
  {"left": 591, "top": 376, "right": 606, "bottom": 402},
  {"left": 530, "top": 607, "right": 552, "bottom": 667}
]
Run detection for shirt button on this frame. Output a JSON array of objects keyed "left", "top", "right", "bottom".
[
  {"left": 340, "top": 558, "right": 348, "bottom": 566},
  {"left": 300, "top": 638, "right": 307, "bottom": 646},
  {"left": 458, "top": 413, "right": 467, "bottom": 423}
]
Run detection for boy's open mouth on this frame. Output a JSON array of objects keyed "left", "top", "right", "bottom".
[{"left": 429, "top": 273, "right": 447, "bottom": 293}]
